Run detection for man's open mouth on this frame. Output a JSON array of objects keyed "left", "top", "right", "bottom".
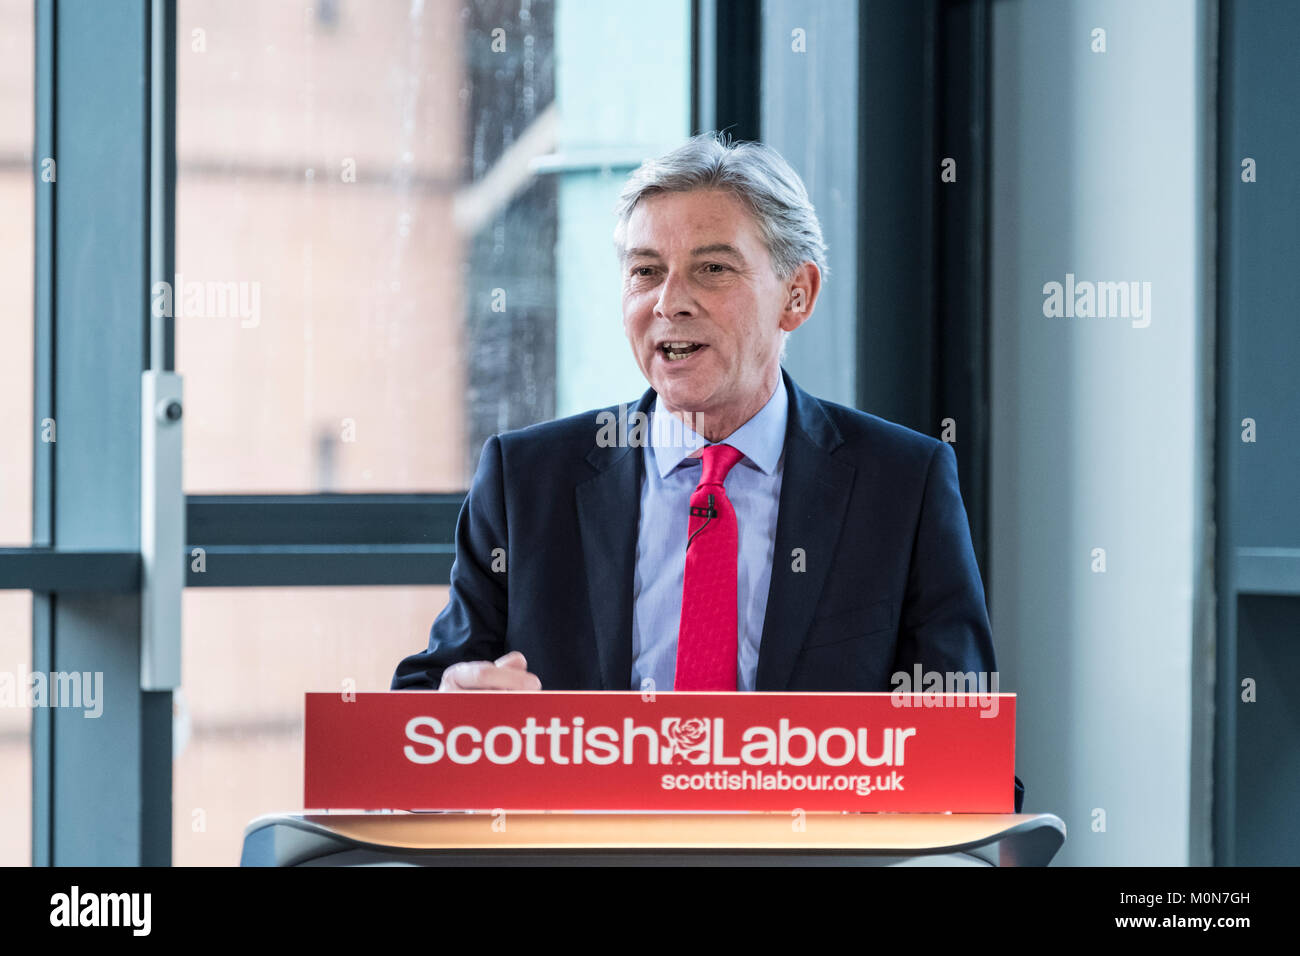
[{"left": 659, "top": 341, "right": 707, "bottom": 361}]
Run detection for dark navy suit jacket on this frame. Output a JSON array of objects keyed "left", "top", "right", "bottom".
[
  {"left": 395, "top": 368, "right": 998, "bottom": 689},
  {"left": 392, "top": 370, "right": 1022, "bottom": 807}
]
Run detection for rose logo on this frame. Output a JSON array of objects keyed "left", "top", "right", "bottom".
[{"left": 662, "top": 717, "right": 710, "bottom": 765}]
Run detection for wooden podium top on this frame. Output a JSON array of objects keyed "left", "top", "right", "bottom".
[
  {"left": 306, "top": 811, "right": 1044, "bottom": 850},
  {"left": 242, "top": 811, "right": 1066, "bottom": 866}
]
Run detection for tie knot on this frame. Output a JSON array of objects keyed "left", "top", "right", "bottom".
[{"left": 699, "top": 442, "right": 745, "bottom": 486}]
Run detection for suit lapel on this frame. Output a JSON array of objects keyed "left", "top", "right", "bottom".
[
  {"left": 574, "top": 375, "right": 853, "bottom": 692},
  {"left": 575, "top": 392, "right": 653, "bottom": 690},
  {"left": 754, "top": 373, "right": 856, "bottom": 691}
]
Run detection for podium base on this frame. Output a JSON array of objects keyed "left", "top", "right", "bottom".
[{"left": 241, "top": 811, "right": 1066, "bottom": 867}]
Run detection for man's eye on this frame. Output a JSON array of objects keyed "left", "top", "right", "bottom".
[
  {"left": 632, "top": 266, "right": 655, "bottom": 277},
  {"left": 703, "top": 263, "right": 728, "bottom": 273}
]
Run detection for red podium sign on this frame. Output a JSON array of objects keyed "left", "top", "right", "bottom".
[{"left": 305, "top": 691, "right": 1015, "bottom": 813}]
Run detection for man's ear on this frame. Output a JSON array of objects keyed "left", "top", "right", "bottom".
[{"left": 780, "top": 261, "right": 821, "bottom": 332}]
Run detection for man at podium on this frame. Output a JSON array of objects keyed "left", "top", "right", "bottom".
[{"left": 393, "top": 132, "right": 996, "bottom": 710}]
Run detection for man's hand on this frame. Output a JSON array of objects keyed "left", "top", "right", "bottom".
[{"left": 438, "top": 651, "right": 543, "bottom": 691}]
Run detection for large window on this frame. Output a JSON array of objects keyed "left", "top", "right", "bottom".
[
  {"left": 170, "top": 0, "right": 690, "bottom": 865},
  {"left": 176, "top": 0, "right": 561, "bottom": 493},
  {"left": 0, "top": 0, "right": 33, "bottom": 547},
  {"left": 174, "top": 586, "right": 447, "bottom": 865},
  {"left": 0, "top": 0, "right": 34, "bottom": 867},
  {"left": 0, "top": 590, "right": 31, "bottom": 865},
  {"left": 4, "top": 0, "right": 689, "bottom": 865}
]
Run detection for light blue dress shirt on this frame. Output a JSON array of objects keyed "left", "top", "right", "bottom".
[{"left": 630, "top": 377, "right": 788, "bottom": 691}]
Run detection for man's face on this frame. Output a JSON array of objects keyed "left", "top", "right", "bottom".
[{"left": 621, "top": 188, "right": 800, "bottom": 428}]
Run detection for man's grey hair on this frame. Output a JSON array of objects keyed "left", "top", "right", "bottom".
[{"left": 612, "top": 131, "right": 829, "bottom": 283}]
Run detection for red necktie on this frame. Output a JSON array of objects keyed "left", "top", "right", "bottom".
[{"left": 674, "top": 443, "right": 745, "bottom": 691}]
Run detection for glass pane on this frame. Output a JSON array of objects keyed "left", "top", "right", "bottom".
[
  {"left": 175, "top": 0, "right": 560, "bottom": 493},
  {"left": 0, "top": 590, "right": 32, "bottom": 866},
  {"left": 173, "top": 585, "right": 448, "bottom": 865},
  {"left": 0, "top": 0, "right": 33, "bottom": 545},
  {"left": 176, "top": 0, "right": 692, "bottom": 492},
  {"left": 761, "top": 0, "right": 858, "bottom": 408}
]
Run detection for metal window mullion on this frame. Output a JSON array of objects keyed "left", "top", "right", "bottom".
[
  {"left": 149, "top": 0, "right": 175, "bottom": 373},
  {"left": 35, "top": 0, "right": 170, "bottom": 866},
  {"left": 31, "top": 0, "right": 57, "bottom": 870}
]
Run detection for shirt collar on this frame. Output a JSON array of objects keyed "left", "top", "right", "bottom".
[{"left": 650, "top": 376, "right": 788, "bottom": 479}]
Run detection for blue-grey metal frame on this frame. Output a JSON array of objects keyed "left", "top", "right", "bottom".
[
  {"left": 29, "top": 0, "right": 171, "bottom": 866},
  {"left": 1214, "top": 0, "right": 1300, "bottom": 867},
  {"left": 691, "top": 0, "right": 760, "bottom": 140},
  {"left": 183, "top": 496, "right": 460, "bottom": 587}
]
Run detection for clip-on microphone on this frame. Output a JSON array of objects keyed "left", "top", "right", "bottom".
[{"left": 686, "top": 493, "right": 717, "bottom": 551}]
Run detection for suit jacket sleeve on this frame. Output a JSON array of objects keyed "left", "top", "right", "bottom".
[
  {"left": 892, "top": 440, "right": 997, "bottom": 679},
  {"left": 391, "top": 436, "right": 509, "bottom": 689}
]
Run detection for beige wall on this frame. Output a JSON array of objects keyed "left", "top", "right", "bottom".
[
  {"left": 0, "top": 591, "right": 32, "bottom": 867},
  {"left": 0, "top": 0, "right": 34, "bottom": 867},
  {"left": 0, "top": 0, "right": 33, "bottom": 545}
]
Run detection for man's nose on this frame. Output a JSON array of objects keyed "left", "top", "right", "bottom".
[{"left": 654, "top": 269, "right": 695, "bottom": 319}]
